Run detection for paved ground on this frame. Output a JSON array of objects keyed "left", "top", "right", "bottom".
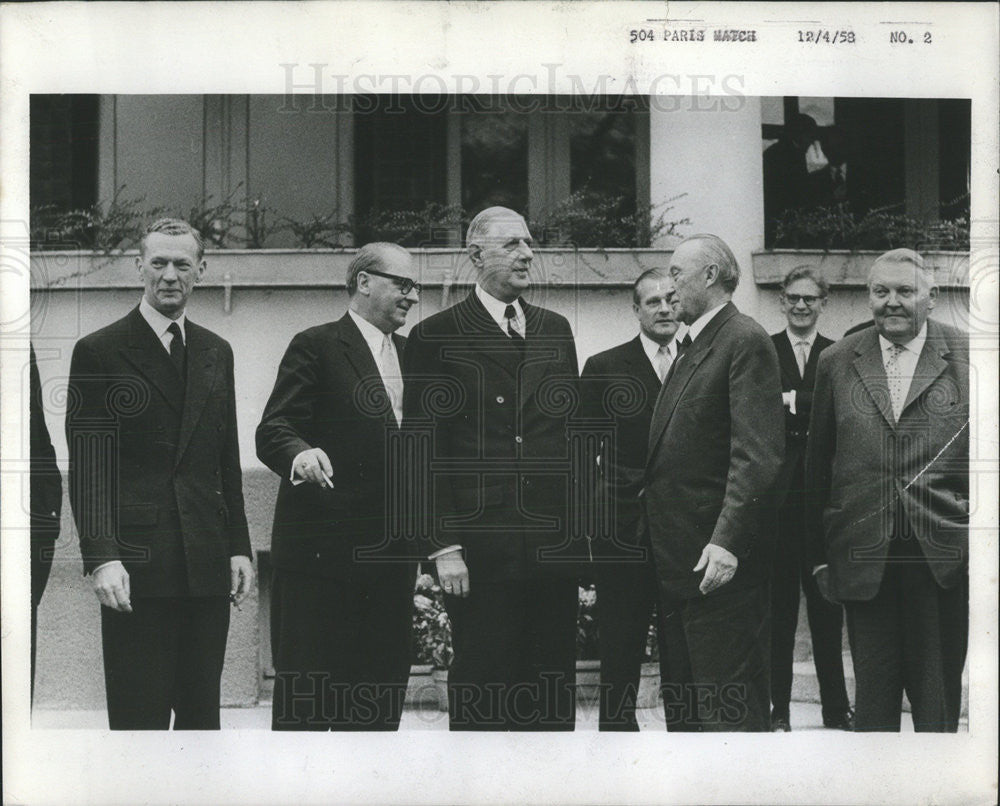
[{"left": 31, "top": 698, "right": 966, "bottom": 732}]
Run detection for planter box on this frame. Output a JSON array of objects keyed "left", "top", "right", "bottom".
[
  {"left": 30, "top": 247, "right": 676, "bottom": 291},
  {"left": 752, "top": 250, "right": 969, "bottom": 289}
]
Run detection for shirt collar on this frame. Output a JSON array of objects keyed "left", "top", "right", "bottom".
[
  {"left": 878, "top": 320, "right": 928, "bottom": 357},
  {"left": 348, "top": 308, "right": 393, "bottom": 355},
  {"left": 475, "top": 284, "right": 523, "bottom": 330},
  {"left": 639, "top": 328, "right": 685, "bottom": 363},
  {"left": 687, "top": 302, "right": 727, "bottom": 342},
  {"left": 785, "top": 326, "right": 817, "bottom": 348},
  {"left": 139, "top": 296, "right": 186, "bottom": 341}
]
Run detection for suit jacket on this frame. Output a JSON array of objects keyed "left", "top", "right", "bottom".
[
  {"left": 771, "top": 330, "right": 834, "bottom": 498},
  {"left": 256, "top": 313, "right": 413, "bottom": 581},
  {"left": 30, "top": 345, "right": 63, "bottom": 539},
  {"left": 643, "top": 302, "right": 785, "bottom": 600},
  {"left": 66, "top": 307, "right": 251, "bottom": 598},
  {"left": 805, "top": 319, "right": 969, "bottom": 601},
  {"left": 402, "top": 291, "right": 581, "bottom": 581},
  {"left": 579, "top": 336, "right": 662, "bottom": 557}
]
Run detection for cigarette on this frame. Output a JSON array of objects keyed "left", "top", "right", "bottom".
[{"left": 321, "top": 471, "right": 334, "bottom": 489}]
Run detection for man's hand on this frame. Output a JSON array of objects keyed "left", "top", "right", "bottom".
[
  {"left": 292, "top": 447, "right": 334, "bottom": 488},
  {"left": 92, "top": 561, "right": 132, "bottom": 612},
  {"left": 814, "top": 566, "right": 836, "bottom": 604},
  {"left": 693, "top": 544, "right": 738, "bottom": 595},
  {"left": 436, "top": 552, "right": 470, "bottom": 598},
  {"left": 230, "top": 555, "right": 255, "bottom": 606}
]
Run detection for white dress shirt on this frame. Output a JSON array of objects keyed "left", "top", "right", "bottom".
[
  {"left": 783, "top": 327, "right": 818, "bottom": 415},
  {"left": 475, "top": 284, "right": 524, "bottom": 337},
  {"left": 639, "top": 329, "right": 687, "bottom": 381},
  {"left": 687, "top": 302, "right": 727, "bottom": 342},
  {"left": 139, "top": 295, "right": 186, "bottom": 351}
]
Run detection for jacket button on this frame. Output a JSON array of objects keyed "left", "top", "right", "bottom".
[
  {"left": 496, "top": 396, "right": 505, "bottom": 404},
  {"left": 514, "top": 435, "right": 523, "bottom": 444}
]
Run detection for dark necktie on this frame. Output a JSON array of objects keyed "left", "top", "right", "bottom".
[
  {"left": 661, "top": 333, "right": 692, "bottom": 387},
  {"left": 504, "top": 304, "right": 524, "bottom": 345},
  {"left": 167, "top": 321, "right": 186, "bottom": 378}
]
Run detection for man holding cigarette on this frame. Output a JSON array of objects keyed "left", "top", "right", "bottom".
[{"left": 257, "top": 242, "right": 420, "bottom": 730}]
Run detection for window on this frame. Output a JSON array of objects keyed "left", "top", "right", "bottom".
[
  {"left": 761, "top": 96, "right": 970, "bottom": 248},
  {"left": 30, "top": 95, "right": 100, "bottom": 216},
  {"left": 352, "top": 95, "right": 650, "bottom": 246}
]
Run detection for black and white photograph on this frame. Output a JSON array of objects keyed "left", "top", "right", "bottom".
[{"left": 2, "top": 2, "right": 997, "bottom": 804}]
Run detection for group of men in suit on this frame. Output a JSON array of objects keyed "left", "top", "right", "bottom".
[{"left": 46, "top": 208, "right": 967, "bottom": 733}]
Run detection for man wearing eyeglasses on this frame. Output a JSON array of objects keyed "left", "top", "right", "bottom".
[
  {"left": 257, "top": 242, "right": 420, "bottom": 730},
  {"left": 768, "top": 267, "right": 853, "bottom": 732}
]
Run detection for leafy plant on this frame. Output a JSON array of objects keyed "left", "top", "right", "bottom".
[
  {"left": 354, "top": 203, "right": 466, "bottom": 248},
  {"left": 774, "top": 200, "right": 970, "bottom": 251},
  {"left": 31, "top": 185, "right": 164, "bottom": 253},
  {"left": 534, "top": 189, "right": 689, "bottom": 249},
  {"left": 282, "top": 211, "right": 352, "bottom": 249},
  {"left": 412, "top": 573, "right": 454, "bottom": 669},
  {"left": 186, "top": 184, "right": 246, "bottom": 248}
]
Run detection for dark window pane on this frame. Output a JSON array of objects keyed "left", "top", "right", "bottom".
[
  {"left": 938, "top": 99, "right": 971, "bottom": 219},
  {"left": 30, "top": 94, "right": 100, "bottom": 212},
  {"left": 568, "top": 107, "right": 638, "bottom": 208},
  {"left": 460, "top": 101, "right": 528, "bottom": 218},
  {"left": 353, "top": 95, "right": 448, "bottom": 245}
]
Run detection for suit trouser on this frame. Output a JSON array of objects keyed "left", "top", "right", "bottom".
[
  {"left": 844, "top": 546, "right": 968, "bottom": 732},
  {"left": 658, "top": 582, "right": 771, "bottom": 732},
  {"left": 444, "top": 577, "right": 577, "bottom": 731},
  {"left": 596, "top": 558, "right": 666, "bottom": 731},
  {"left": 30, "top": 521, "right": 58, "bottom": 704},
  {"left": 270, "top": 566, "right": 414, "bottom": 731},
  {"left": 101, "top": 596, "right": 230, "bottom": 729},
  {"left": 770, "top": 499, "right": 849, "bottom": 722}
]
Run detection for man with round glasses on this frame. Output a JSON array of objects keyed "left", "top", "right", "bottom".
[
  {"left": 768, "top": 266, "right": 852, "bottom": 731},
  {"left": 257, "top": 242, "right": 420, "bottom": 730}
]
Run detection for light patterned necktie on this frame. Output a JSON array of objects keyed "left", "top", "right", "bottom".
[
  {"left": 655, "top": 343, "right": 673, "bottom": 383},
  {"left": 884, "top": 342, "right": 907, "bottom": 421},
  {"left": 795, "top": 339, "right": 810, "bottom": 377},
  {"left": 380, "top": 334, "right": 404, "bottom": 425}
]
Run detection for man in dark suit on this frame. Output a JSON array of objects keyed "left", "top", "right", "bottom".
[
  {"left": 806, "top": 249, "right": 968, "bottom": 732},
  {"left": 30, "top": 344, "right": 62, "bottom": 702},
  {"left": 768, "top": 267, "right": 852, "bottom": 732},
  {"left": 66, "top": 218, "right": 253, "bottom": 730},
  {"left": 763, "top": 113, "right": 819, "bottom": 245},
  {"left": 257, "top": 242, "right": 419, "bottom": 730},
  {"left": 579, "top": 269, "right": 685, "bottom": 731},
  {"left": 643, "top": 234, "right": 784, "bottom": 732},
  {"left": 402, "top": 206, "right": 581, "bottom": 731}
]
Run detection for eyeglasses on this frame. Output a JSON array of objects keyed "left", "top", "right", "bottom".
[
  {"left": 362, "top": 269, "right": 422, "bottom": 295},
  {"left": 782, "top": 294, "right": 824, "bottom": 306}
]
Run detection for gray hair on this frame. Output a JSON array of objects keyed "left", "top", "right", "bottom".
[
  {"left": 346, "top": 242, "right": 411, "bottom": 295},
  {"left": 868, "top": 248, "right": 934, "bottom": 287},
  {"left": 680, "top": 234, "right": 740, "bottom": 292},
  {"left": 466, "top": 206, "right": 526, "bottom": 249},
  {"left": 141, "top": 218, "right": 205, "bottom": 260}
]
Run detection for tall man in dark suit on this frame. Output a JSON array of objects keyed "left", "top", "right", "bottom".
[
  {"left": 768, "top": 267, "right": 852, "bottom": 732},
  {"left": 403, "top": 206, "right": 581, "bottom": 730},
  {"left": 30, "top": 344, "right": 62, "bottom": 702},
  {"left": 257, "top": 242, "right": 419, "bottom": 730},
  {"left": 580, "top": 269, "right": 685, "bottom": 731},
  {"left": 66, "top": 218, "right": 254, "bottom": 729},
  {"left": 643, "top": 234, "right": 784, "bottom": 731},
  {"left": 806, "top": 249, "right": 969, "bottom": 731}
]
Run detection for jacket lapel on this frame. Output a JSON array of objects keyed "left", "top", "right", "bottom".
[
  {"left": 174, "top": 321, "right": 219, "bottom": 466},
  {"left": 851, "top": 329, "right": 896, "bottom": 429},
  {"left": 339, "top": 312, "right": 398, "bottom": 425},
  {"left": 460, "top": 292, "right": 522, "bottom": 381},
  {"left": 900, "top": 322, "right": 949, "bottom": 418},
  {"left": 645, "top": 303, "right": 737, "bottom": 461},
  {"left": 518, "top": 302, "right": 557, "bottom": 410},
  {"left": 626, "top": 336, "right": 662, "bottom": 412},
  {"left": 121, "top": 307, "right": 184, "bottom": 415}
]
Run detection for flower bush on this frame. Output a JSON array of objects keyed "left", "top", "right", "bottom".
[
  {"left": 411, "top": 573, "right": 454, "bottom": 670},
  {"left": 577, "top": 583, "right": 659, "bottom": 662}
]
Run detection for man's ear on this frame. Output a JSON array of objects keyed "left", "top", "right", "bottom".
[
  {"left": 927, "top": 285, "right": 939, "bottom": 309},
  {"left": 196, "top": 260, "right": 207, "bottom": 282},
  {"left": 468, "top": 245, "right": 483, "bottom": 268},
  {"left": 704, "top": 263, "right": 720, "bottom": 288}
]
